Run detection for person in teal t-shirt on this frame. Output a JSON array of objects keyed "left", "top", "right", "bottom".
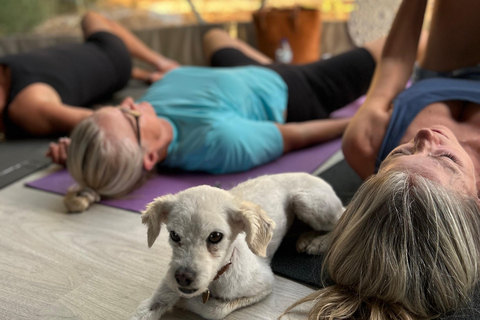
[
  {"left": 138, "top": 66, "right": 287, "bottom": 174},
  {"left": 51, "top": 28, "right": 385, "bottom": 211}
]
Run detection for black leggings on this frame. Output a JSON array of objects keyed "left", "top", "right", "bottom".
[{"left": 211, "top": 47, "right": 376, "bottom": 122}]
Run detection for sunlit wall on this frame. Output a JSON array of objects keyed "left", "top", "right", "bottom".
[{"left": 0, "top": 0, "right": 356, "bottom": 36}]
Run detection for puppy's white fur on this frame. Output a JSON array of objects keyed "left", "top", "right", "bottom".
[{"left": 131, "top": 173, "right": 344, "bottom": 320}]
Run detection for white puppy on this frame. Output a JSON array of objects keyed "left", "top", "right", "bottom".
[{"left": 131, "top": 172, "right": 344, "bottom": 320}]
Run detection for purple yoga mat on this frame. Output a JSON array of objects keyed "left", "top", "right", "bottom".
[
  {"left": 26, "top": 97, "right": 364, "bottom": 213},
  {"left": 26, "top": 139, "right": 340, "bottom": 212}
]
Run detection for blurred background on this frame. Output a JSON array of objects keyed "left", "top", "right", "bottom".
[
  {"left": 0, "top": 0, "right": 435, "bottom": 68},
  {"left": 0, "top": 0, "right": 355, "bottom": 37}
]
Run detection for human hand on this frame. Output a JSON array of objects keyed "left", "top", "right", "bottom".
[{"left": 46, "top": 137, "right": 71, "bottom": 166}]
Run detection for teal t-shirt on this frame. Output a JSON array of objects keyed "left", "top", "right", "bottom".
[{"left": 137, "top": 66, "right": 288, "bottom": 174}]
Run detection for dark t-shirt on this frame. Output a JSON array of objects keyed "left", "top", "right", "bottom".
[
  {"left": 0, "top": 31, "right": 132, "bottom": 139},
  {"left": 375, "top": 78, "right": 480, "bottom": 171}
]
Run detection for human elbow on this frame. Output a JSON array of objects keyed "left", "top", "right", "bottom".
[
  {"left": 279, "top": 124, "right": 305, "bottom": 153},
  {"left": 342, "top": 133, "right": 375, "bottom": 179}
]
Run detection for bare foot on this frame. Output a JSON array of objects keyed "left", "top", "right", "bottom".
[{"left": 154, "top": 56, "right": 180, "bottom": 74}]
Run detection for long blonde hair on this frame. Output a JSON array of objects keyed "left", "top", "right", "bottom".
[
  {"left": 65, "top": 116, "right": 144, "bottom": 212},
  {"left": 284, "top": 170, "right": 480, "bottom": 320}
]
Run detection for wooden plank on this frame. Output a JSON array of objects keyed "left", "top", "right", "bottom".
[{"left": 0, "top": 168, "right": 315, "bottom": 319}]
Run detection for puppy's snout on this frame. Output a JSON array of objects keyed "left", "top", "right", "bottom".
[{"left": 175, "top": 267, "right": 196, "bottom": 287}]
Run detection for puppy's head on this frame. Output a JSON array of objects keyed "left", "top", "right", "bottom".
[{"left": 141, "top": 185, "right": 275, "bottom": 297}]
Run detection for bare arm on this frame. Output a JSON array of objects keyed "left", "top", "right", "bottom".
[
  {"left": 8, "top": 83, "right": 93, "bottom": 137},
  {"left": 276, "top": 118, "right": 350, "bottom": 154},
  {"left": 367, "top": 0, "right": 428, "bottom": 101},
  {"left": 343, "top": 0, "right": 429, "bottom": 178},
  {"left": 10, "top": 85, "right": 89, "bottom": 165},
  {"left": 342, "top": 97, "right": 393, "bottom": 178}
]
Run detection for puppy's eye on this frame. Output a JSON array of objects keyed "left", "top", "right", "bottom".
[
  {"left": 170, "top": 231, "right": 181, "bottom": 242},
  {"left": 208, "top": 232, "right": 223, "bottom": 244}
]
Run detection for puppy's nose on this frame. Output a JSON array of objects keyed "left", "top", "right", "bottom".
[{"left": 175, "top": 267, "right": 196, "bottom": 287}]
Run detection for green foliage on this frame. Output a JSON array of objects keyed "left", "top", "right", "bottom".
[
  {"left": 0, "top": 0, "right": 58, "bottom": 36},
  {"left": 0, "top": 0, "right": 111, "bottom": 36}
]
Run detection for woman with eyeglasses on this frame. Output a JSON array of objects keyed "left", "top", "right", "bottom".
[
  {"left": 283, "top": 0, "right": 480, "bottom": 319},
  {"left": 55, "top": 28, "right": 388, "bottom": 212},
  {"left": 0, "top": 11, "right": 178, "bottom": 140}
]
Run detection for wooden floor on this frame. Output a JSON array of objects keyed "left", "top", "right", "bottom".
[{"left": 0, "top": 165, "right": 318, "bottom": 320}]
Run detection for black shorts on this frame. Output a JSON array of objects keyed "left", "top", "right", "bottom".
[
  {"left": 1, "top": 31, "right": 132, "bottom": 139},
  {"left": 211, "top": 47, "right": 375, "bottom": 122}
]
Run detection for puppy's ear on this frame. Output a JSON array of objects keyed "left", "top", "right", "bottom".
[
  {"left": 230, "top": 201, "right": 276, "bottom": 257},
  {"left": 141, "top": 194, "right": 175, "bottom": 248}
]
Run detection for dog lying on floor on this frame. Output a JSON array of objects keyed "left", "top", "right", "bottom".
[{"left": 131, "top": 172, "right": 344, "bottom": 320}]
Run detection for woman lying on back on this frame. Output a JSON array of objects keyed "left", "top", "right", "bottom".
[
  {"left": 284, "top": 0, "right": 480, "bottom": 319},
  {"left": 0, "top": 11, "right": 178, "bottom": 140},
  {"left": 50, "top": 28, "right": 386, "bottom": 212}
]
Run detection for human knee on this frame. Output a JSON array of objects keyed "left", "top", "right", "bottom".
[
  {"left": 80, "top": 11, "right": 98, "bottom": 32},
  {"left": 203, "top": 28, "right": 230, "bottom": 44},
  {"left": 203, "top": 28, "right": 232, "bottom": 59},
  {"left": 81, "top": 11, "right": 112, "bottom": 37}
]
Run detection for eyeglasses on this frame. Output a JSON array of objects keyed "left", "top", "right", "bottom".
[{"left": 116, "top": 106, "right": 142, "bottom": 146}]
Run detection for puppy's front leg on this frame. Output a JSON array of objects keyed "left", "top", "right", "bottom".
[
  {"left": 178, "top": 288, "right": 272, "bottom": 320},
  {"left": 296, "top": 230, "right": 330, "bottom": 255},
  {"left": 130, "top": 280, "right": 179, "bottom": 320}
]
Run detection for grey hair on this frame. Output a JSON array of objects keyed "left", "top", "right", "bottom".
[
  {"left": 65, "top": 116, "right": 144, "bottom": 212},
  {"left": 283, "top": 170, "right": 480, "bottom": 320}
]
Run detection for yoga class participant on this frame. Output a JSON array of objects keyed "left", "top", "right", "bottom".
[
  {"left": 0, "top": 11, "right": 178, "bottom": 140},
  {"left": 52, "top": 28, "right": 385, "bottom": 212},
  {"left": 285, "top": 0, "right": 480, "bottom": 319}
]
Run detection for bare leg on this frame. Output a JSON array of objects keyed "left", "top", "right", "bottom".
[
  {"left": 203, "top": 27, "right": 391, "bottom": 66},
  {"left": 81, "top": 11, "right": 179, "bottom": 80},
  {"left": 203, "top": 28, "right": 273, "bottom": 65},
  {"left": 420, "top": 0, "right": 480, "bottom": 71},
  {"left": 130, "top": 280, "right": 180, "bottom": 320}
]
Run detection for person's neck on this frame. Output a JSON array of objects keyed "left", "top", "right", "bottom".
[{"left": 156, "top": 117, "right": 174, "bottom": 162}]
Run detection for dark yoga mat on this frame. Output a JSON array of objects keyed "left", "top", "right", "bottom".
[
  {"left": 270, "top": 159, "right": 363, "bottom": 288},
  {"left": 270, "top": 159, "right": 480, "bottom": 320},
  {"left": 0, "top": 139, "right": 52, "bottom": 189}
]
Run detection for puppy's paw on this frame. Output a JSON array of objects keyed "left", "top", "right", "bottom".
[
  {"left": 130, "top": 298, "right": 163, "bottom": 320},
  {"left": 296, "top": 231, "right": 329, "bottom": 255},
  {"left": 179, "top": 296, "right": 231, "bottom": 320}
]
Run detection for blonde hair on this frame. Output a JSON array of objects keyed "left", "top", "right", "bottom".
[
  {"left": 65, "top": 116, "right": 144, "bottom": 212},
  {"left": 283, "top": 170, "right": 480, "bottom": 320}
]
